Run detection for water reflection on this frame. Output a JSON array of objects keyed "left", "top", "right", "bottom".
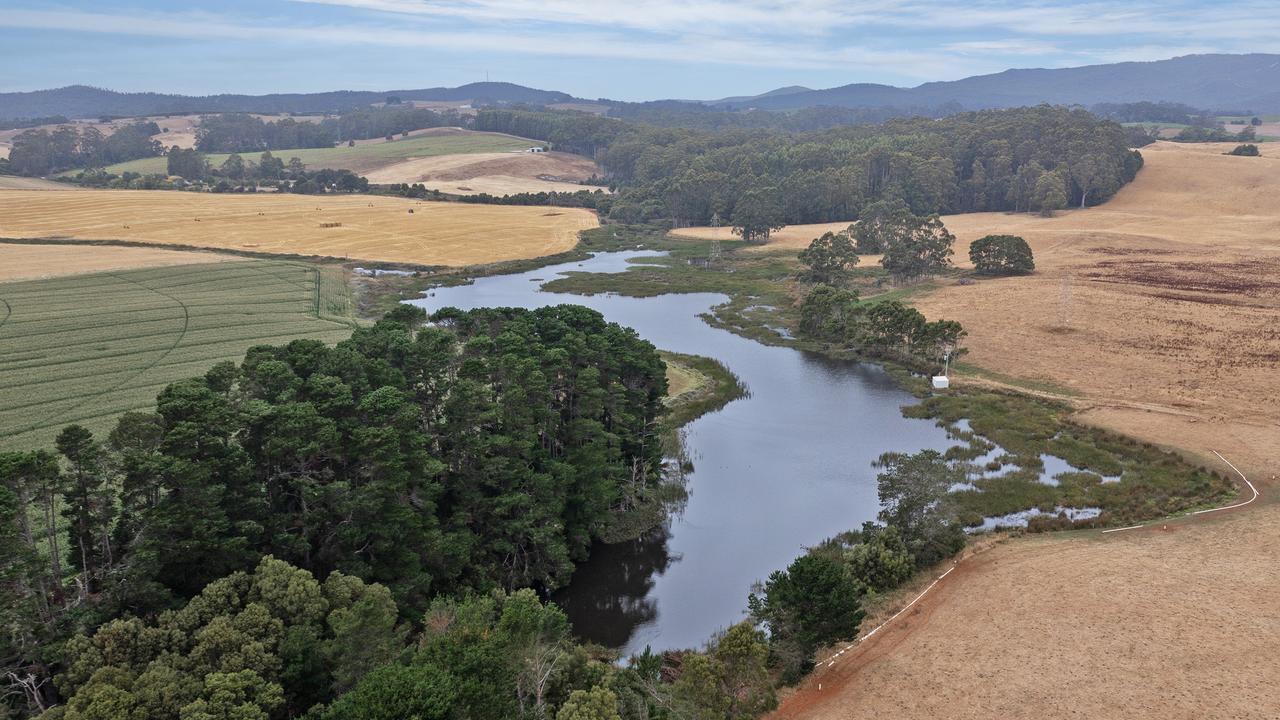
[
  {"left": 413, "top": 251, "right": 955, "bottom": 654},
  {"left": 550, "top": 526, "right": 675, "bottom": 649}
]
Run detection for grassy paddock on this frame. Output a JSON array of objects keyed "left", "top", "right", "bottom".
[
  {"left": 0, "top": 261, "right": 358, "bottom": 450},
  {"left": 92, "top": 131, "right": 537, "bottom": 176}
]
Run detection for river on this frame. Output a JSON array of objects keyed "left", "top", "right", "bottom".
[{"left": 411, "top": 251, "right": 954, "bottom": 655}]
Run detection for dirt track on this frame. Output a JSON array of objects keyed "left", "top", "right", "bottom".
[{"left": 772, "top": 487, "right": 1280, "bottom": 720}]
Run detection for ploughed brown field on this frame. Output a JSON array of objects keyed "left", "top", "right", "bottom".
[
  {"left": 768, "top": 141, "right": 1280, "bottom": 719},
  {"left": 0, "top": 189, "right": 598, "bottom": 267}
]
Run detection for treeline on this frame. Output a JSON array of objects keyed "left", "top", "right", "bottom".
[
  {"left": 6, "top": 122, "right": 162, "bottom": 175},
  {"left": 0, "top": 115, "right": 69, "bottom": 131},
  {"left": 167, "top": 148, "right": 369, "bottom": 193},
  {"left": 194, "top": 106, "right": 463, "bottom": 153},
  {"left": 606, "top": 100, "right": 965, "bottom": 132},
  {"left": 386, "top": 182, "right": 614, "bottom": 211},
  {"left": 1, "top": 305, "right": 668, "bottom": 717},
  {"left": 475, "top": 109, "right": 626, "bottom": 157},
  {"left": 477, "top": 105, "right": 1143, "bottom": 227},
  {"left": 1173, "top": 124, "right": 1257, "bottom": 143},
  {"left": 800, "top": 286, "right": 964, "bottom": 369},
  {"left": 1091, "top": 101, "right": 1204, "bottom": 124}
]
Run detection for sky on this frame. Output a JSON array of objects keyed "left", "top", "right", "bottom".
[{"left": 2, "top": 1, "right": 1277, "bottom": 100}]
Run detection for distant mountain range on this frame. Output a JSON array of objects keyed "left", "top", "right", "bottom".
[
  {"left": 3, "top": 54, "right": 1278, "bottom": 121},
  {"left": 710, "top": 54, "right": 1280, "bottom": 113},
  {"left": 0, "top": 82, "right": 576, "bottom": 120}
]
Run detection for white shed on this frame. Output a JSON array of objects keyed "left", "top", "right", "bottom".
[{"left": 932, "top": 376, "right": 950, "bottom": 390}]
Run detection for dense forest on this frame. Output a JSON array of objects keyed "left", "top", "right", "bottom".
[
  {"left": 0, "top": 305, "right": 670, "bottom": 716},
  {"left": 603, "top": 100, "right": 964, "bottom": 132},
  {"left": 1, "top": 299, "right": 970, "bottom": 719},
  {"left": 476, "top": 105, "right": 1143, "bottom": 229}
]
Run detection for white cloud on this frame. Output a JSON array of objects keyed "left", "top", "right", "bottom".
[{"left": 3, "top": 1, "right": 1277, "bottom": 88}]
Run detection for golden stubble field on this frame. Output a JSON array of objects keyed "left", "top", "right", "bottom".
[
  {"left": 769, "top": 142, "right": 1280, "bottom": 719},
  {"left": 0, "top": 189, "right": 598, "bottom": 267},
  {"left": 0, "top": 243, "right": 241, "bottom": 282}
]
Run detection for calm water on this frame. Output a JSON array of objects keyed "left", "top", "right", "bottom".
[{"left": 411, "top": 251, "right": 953, "bottom": 655}]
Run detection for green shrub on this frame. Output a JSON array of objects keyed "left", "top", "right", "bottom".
[{"left": 969, "top": 234, "right": 1035, "bottom": 275}]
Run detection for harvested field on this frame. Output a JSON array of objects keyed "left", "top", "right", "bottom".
[
  {"left": 0, "top": 189, "right": 598, "bottom": 266},
  {"left": 909, "top": 141, "right": 1280, "bottom": 471},
  {"left": 774, "top": 141, "right": 1280, "bottom": 719},
  {"left": 0, "top": 260, "right": 356, "bottom": 450},
  {"left": 363, "top": 150, "right": 603, "bottom": 194},
  {"left": 96, "top": 128, "right": 539, "bottom": 176},
  {"left": 771, "top": 491, "right": 1280, "bottom": 720},
  {"left": 0, "top": 242, "right": 239, "bottom": 282}
]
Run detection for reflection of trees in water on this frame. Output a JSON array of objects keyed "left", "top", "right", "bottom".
[{"left": 552, "top": 525, "right": 679, "bottom": 648}]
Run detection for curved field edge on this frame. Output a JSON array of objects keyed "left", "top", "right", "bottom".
[
  {"left": 0, "top": 260, "right": 357, "bottom": 450},
  {"left": 0, "top": 189, "right": 598, "bottom": 268}
]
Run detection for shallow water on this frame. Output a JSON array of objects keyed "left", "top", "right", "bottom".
[{"left": 411, "top": 251, "right": 954, "bottom": 655}]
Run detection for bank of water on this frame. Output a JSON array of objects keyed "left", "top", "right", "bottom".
[{"left": 411, "top": 251, "right": 955, "bottom": 655}]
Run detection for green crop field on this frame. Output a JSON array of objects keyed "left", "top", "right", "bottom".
[
  {"left": 0, "top": 260, "right": 359, "bottom": 450},
  {"left": 91, "top": 131, "right": 537, "bottom": 176}
]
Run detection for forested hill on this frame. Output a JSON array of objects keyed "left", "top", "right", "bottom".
[
  {"left": 0, "top": 82, "right": 576, "bottom": 120},
  {"left": 715, "top": 54, "right": 1280, "bottom": 113},
  {"left": 477, "top": 105, "right": 1143, "bottom": 229}
]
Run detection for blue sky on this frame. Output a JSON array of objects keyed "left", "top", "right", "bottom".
[{"left": 2, "top": 1, "right": 1277, "bottom": 100}]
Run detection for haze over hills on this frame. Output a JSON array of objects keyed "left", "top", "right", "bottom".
[
  {"left": 0, "top": 82, "right": 576, "bottom": 120},
  {"left": 3, "top": 53, "right": 1279, "bottom": 121},
  {"left": 717, "top": 54, "right": 1280, "bottom": 113}
]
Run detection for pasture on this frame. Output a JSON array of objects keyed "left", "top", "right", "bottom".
[
  {"left": 95, "top": 128, "right": 539, "bottom": 176},
  {"left": 0, "top": 260, "right": 357, "bottom": 450},
  {"left": 0, "top": 189, "right": 598, "bottom": 266}
]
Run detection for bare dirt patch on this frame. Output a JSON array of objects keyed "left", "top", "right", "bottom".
[
  {"left": 363, "top": 149, "right": 603, "bottom": 195},
  {"left": 0, "top": 242, "right": 240, "bottom": 282},
  {"left": 0, "top": 189, "right": 597, "bottom": 267}
]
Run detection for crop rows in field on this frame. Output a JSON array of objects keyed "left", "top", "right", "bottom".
[{"left": 0, "top": 260, "right": 357, "bottom": 450}]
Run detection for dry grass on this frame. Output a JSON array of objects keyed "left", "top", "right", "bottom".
[
  {"left": 0, "top": 242, "right": 240, "bottom": 282},
  {"left": 772, "top": 494, "right": 1280, "bottom": 720},
  {"left": 909, "top": 141, "right": 1280, "bottom": 477},
  {"left": 0, "top": 189, "right": 598, "bottom": 267},
  {"left": 773, "top": 140, "right": 1280, "bottom": 720},
  {"left": 362, "top": 150, "right": 603, "bottom": 195}
]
